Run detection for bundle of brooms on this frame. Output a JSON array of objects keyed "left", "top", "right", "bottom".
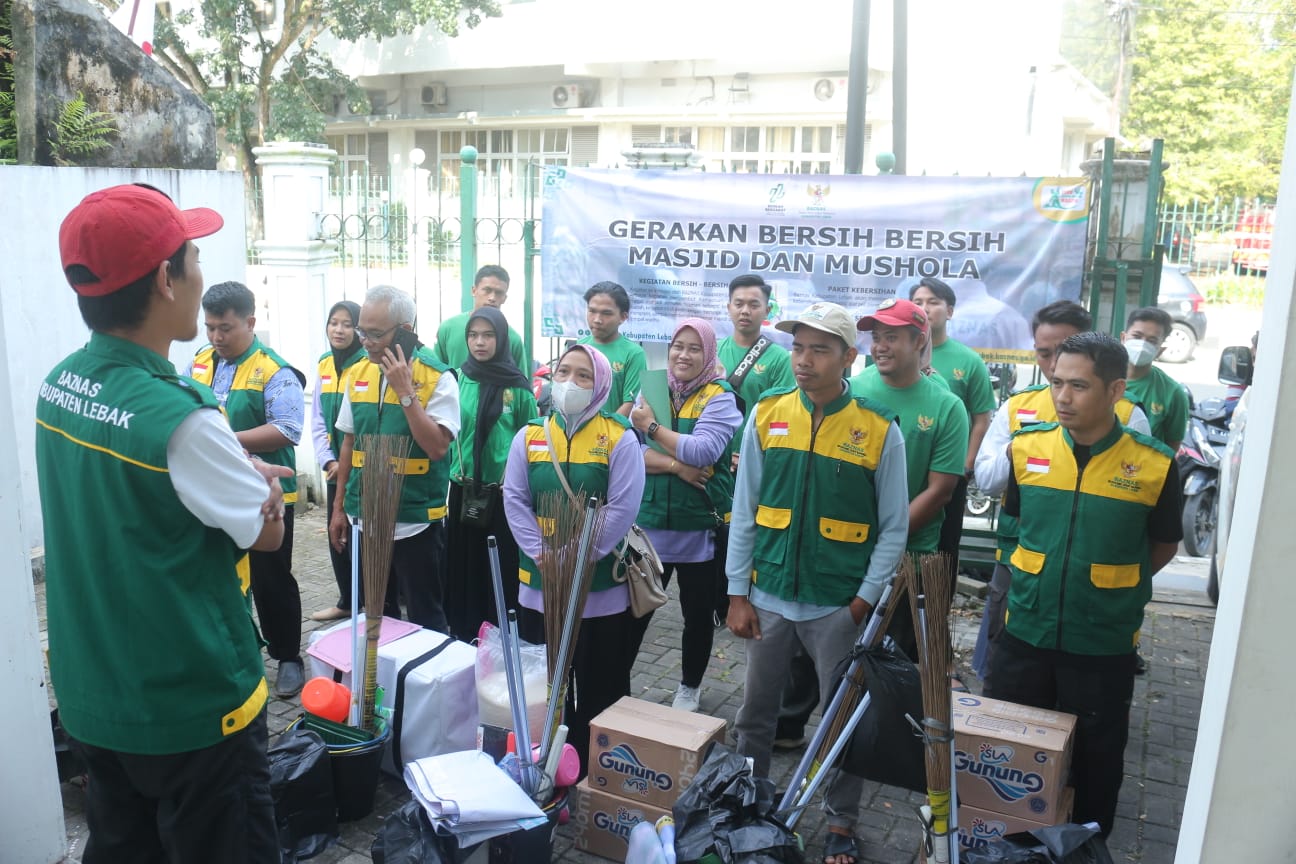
[
  {"left": 904, "top": 552, "right": 957, "bottom": 864},
  {"left": 535, "top": 489, "right": 605, "bottom": 753},
  {"left": 358, "top": 433, "right": 412, "bottom": 733}
]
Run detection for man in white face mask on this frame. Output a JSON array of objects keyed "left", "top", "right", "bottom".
[{"left": 1120, "top": 307, "right": 1189, "bottom": 451}]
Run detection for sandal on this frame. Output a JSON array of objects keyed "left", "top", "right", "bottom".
[{"left": 823, "top": 831, "right": 861, "bottom": 864}]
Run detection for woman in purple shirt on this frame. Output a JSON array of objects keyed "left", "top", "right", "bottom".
[
  {"left": 502, "top": 344, "right": 646, "bottom": 774},
  {"left": 629, "top": 319, "right": 743, "bottom": 713}
]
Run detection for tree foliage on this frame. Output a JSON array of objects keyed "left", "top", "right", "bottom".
[
  {"left": 1, "top": 0, "right": 15, "bottom": 165},
  {"left": 1064, "top": 0, "right": 1296, "bottom": 204},
  {"left": 152, "top": 0, "right": 500, "bottom": 173}
]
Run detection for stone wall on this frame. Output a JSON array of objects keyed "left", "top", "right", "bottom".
[{"left": 11, "top": 0, "right": 216, "bottom": 168}]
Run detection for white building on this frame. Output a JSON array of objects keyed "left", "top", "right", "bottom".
[{"left": 316, "top": 0, "right": 1115, "bottom": 198}]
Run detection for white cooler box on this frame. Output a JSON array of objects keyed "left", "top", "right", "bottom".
[{"left": 307, "top": 620, "right": 478, "bottom": 776}]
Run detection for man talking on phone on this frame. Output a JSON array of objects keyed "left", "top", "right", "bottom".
[{"left": 328, "top": 285, "right": 461, "bottom": 633}]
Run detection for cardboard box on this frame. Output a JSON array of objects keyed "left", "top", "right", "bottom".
[
  {"left": 587, "top": 696, "right": 727, "bottom": 809},
  {"left": 952, "top": 694, "right": 1076, "bottom": 822},
  {"left": 570, "top": 779, "right": 672, "bottom": 861},
  {"left": 955, "top": 788, "right": 1075, "bottom": 854}
]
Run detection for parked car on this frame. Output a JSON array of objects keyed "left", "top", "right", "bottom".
[
  {"left": 1232, "top": 208, "right": 1274, "bottom": 275},
  {"left": 1161, "top": 222, "right": 1194, "bottom": 265},
  {"left": 1210, "top": 343, "right": 1256, "bottom": 606},
  {"left": 1156, "top": 267, "right": 1208, "bottom": 363}
]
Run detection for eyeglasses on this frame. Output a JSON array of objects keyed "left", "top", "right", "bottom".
[{"left": 356, "top": 325, "right": 398, "bottom": 343}]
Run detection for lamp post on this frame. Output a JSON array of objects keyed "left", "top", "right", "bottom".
[{"left": 409, "top": 147, "right": 426, "bottom": 300}]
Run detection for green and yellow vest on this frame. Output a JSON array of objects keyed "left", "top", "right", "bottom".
[
  {"left": 317, "top": 347, "right": 366, "bottom": 461},
  {"left": 191, "top": 338, "right": 301, "bottom": 504},
  {"left": 995, "top": 385, "right": 1138, "bottom": 560},
  {"left": 638, "top": 381, "right": 739, "bottom": 530},
  {"left": 518, "top": 413, "right": 633, "bottom": 594},
  {"left": 37, "top": 333, "right": 266, "bottom": 754},
  {"left": 1005, "top": 422, "right": 1173, "bottom": 655},
  {"left": 342, "top": 347, "right": 453, "bottom": 523},
  {"left": 749, "top": 386, "right": 895, "bottom": 607}
]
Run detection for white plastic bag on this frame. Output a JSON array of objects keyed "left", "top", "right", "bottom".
[
  {"left": 474, "top": 622, "right": 548, "bottom": 741},
  {"left": 625, "top": 821, "right": 669, "bottom": 864}
]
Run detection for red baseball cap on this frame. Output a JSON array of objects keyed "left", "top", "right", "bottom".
[
  {"left": 59, "top": 184, "right": 224, "bottom": 297},
  {"left": 856, "top": 297, "right": 929, "bottom": 334}
]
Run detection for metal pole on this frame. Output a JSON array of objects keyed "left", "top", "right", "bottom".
[
  {"left": 523, "top": 217, "right": 537, "bottom": 374},
  {"left": 1140, "top": 139, "right": 1165, "bottom": 306},
  {"left": 892, "top": 0, "right": 908, "bottom": 175},
  {"left": 844, "top": 0, "right": 871, "bottom": 174},
  {"left": 460, "top": 145, "right": 479, "bottom": 313}
]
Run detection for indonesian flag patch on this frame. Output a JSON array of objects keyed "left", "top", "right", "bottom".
[
  {"left": 321, "top": 374, "right": 333, "bottom": 386},
  {"left": 528, "top": 440, "right": 548, "bottom": 453},
  {"left": 354, "top": 380, "right": 370, "bottom": 393},
  {"left": 192, "top": 362, "right": 209, "bottom": 376},
  {"left": 768, "top": 421, "right": 790, "bottom": 436},
  {"left": 1016, "top": 408, "right": 1038, "bottom": 424},
  {"left": 1025, "top": 457, "right": 1051, "bottom": 474}
]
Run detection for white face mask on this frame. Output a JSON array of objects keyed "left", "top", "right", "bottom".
[
  {"left": 1124, "top": 338, "right": 1158, "bottom": 368},
  {"left": 551, "top": 379, "right": 594, "bottom": 417}
]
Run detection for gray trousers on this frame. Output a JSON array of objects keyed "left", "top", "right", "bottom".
[
  {"left": 735, "top": 604, "right": 865, "bottom": 830},
  {"left": 971, "top": 562, "right": 1011, "bottom": 679}
]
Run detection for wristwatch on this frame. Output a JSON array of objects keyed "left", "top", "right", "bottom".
[
  {"left": 399, "top": 393, "right": 415, "bottom": 408},
  {"left": 646, "top": 421, "right": 660, "bottom": 439}
]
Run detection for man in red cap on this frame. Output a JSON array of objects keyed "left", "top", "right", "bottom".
[
  {"left": 851, "top": 298, "right": 969, "bottom": 657},
  {"left": 38, "top": 184, "right": 288, "bottom": 862}
]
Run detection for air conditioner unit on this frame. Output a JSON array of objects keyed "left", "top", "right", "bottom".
[
  {"left": 552, "top": 84, "right": 589, "bottom": 109},
  {"left": 813, "top": 78, "right": 848, "bottom": 102},
  {"left": 421, "top": 83, "right": 447, "bottom": 107}
]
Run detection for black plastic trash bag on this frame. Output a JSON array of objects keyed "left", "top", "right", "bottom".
[
  {"left": 960, "top": 823, "right": 1115, "bottom": 864},
  {"left": 672, "top": 744, "right": 804, "bottom": 864},
  {"left": 839, "top": 639, "right": 927, "bottom": 793},
  {"left": 268, "top": 725, "right": 338, "bottom": 862},
  {"left": 371, "top": 799, "right": 450, "bottom": 864}
]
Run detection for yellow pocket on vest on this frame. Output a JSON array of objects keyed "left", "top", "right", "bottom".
[
  {"left": 1009, "top": 545, "right": 1046, "bottom": 575},
  {"left": 1090, "top": 562, "right": 1140, "bottom": 589},
  {"left": 819, "top": 517, "right": 869, "bottom": 543},
  {"left": 755, "top": 505, "right": 792, "bottom": 530}
]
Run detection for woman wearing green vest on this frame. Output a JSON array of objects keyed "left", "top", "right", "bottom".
[
  {"left": 309, "top": 300, "right": 367, "bottom": 622},
  {"left": 628, "top": 318, "right": 743, "bottom": 714},
  {"left": 445, "top": 306, "right": 538, "bottom": 642},
  {"left": 502, "top": 344, "right": 645, "bottom": 774}
]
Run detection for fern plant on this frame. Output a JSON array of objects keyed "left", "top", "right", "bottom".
[
  {"left": 0, "top": 1, "right": 14, "bottom": 165},
  {"left": 48, "top": 92, "right": 118, "bottom": 166}
]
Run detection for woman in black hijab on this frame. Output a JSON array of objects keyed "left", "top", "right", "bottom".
[
  {"left": 445, "top": 306, "right": 540, "bottom": 641},
  {"left": 309, "top": 300, "right": 367, "bottom": 622}
]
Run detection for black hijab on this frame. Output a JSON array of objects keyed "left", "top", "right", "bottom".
[
  {"left": 460, "top": 307, "right": 528, "bottom": 484},
  {"left": 327, "top": 300, "right": 364, "bottom": 371}
]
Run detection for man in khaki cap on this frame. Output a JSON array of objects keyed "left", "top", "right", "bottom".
[{"left": 726, "top": 302, "right": 909, "bottom": 864}]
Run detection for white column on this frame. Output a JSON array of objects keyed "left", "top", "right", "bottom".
[
  {"left": 1176, "top": 74, "right": 1296, "bottom": 862},
  {"left": 254, "top": 142, "right": 338, "bottom": 501},
  {"left": 0, "top": 314, "right": 65, "bottom": 859}
]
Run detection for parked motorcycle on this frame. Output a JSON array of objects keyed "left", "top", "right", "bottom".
[{"left": 1176, "top": 396, "right": 1231, "bottom": 558}]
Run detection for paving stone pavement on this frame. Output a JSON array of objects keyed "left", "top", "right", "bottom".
[{"left": 49, "top": 505, "right": 1215, "bottom": 864}]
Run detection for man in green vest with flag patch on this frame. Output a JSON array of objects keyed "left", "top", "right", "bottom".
[
  {"left": 42, "top": 183, "right": 289, "bottom": 861},
  {"left": 328, "top": 285, "right": 461, "bottom": 633},
  {"left": 189, "top": 281, "right": 307, "bottom": 697},
  {"left": 985, "top": 331, "right": 1181, "bottom": 836}
]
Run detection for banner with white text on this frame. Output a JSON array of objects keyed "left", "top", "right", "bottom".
[{"left": 539, "top": 169, "right": 1089, "bottom": 362}]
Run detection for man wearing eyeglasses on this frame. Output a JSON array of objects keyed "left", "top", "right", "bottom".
[
  {"left": 188, "top": 281, "right": 307, "bottom": 698},
  {"left": 327, "top": 285, "right": 461, "bottom": 634}
]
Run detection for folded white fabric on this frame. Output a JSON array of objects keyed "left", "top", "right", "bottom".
[{"left": 403, "top": 749, "right": 545, "bottom": 825}]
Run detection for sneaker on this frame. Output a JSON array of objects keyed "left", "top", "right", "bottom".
[
  {"left": 672, "top": 684, "right": 701, "bottom": 713},
  {"left": 275, "top": 658, "right": 305, "bottom": 698}
]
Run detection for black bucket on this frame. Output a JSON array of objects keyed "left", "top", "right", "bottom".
[
  {"left": 487, "top": 789, "right": 567, "bottom": 864},
  {"left": 292, "top": 713, "right": 391, "bottom": 823}
]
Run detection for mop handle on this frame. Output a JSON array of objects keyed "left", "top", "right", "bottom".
[
  {"left": 778, "top": 579, "right": 895, "bottom": 813},
  {"left": 949, "top": 688, "right": 960, "bottom": 864},
  {"left": 539, "top": 496, "right": 600, "bottom": 760},
  {"left": 786, "top": 691, "right": 874, "bottom": 831},
  {"left": 507, "top": 611, "right": 536, "bottom": 792},
  {"left": 487, "top": 536, "right": 511, "bottom": 642},
  {"left": 348, "top": 522, "right": 362, "bottom": 727}
]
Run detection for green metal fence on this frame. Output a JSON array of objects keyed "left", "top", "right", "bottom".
[{"left": 1157, "top": 196, "right": 1275, "bottom": 277}]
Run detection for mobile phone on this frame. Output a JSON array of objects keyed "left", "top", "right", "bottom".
[{"left": 391, "top": 326, "right": 421, "bottom": 359}]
